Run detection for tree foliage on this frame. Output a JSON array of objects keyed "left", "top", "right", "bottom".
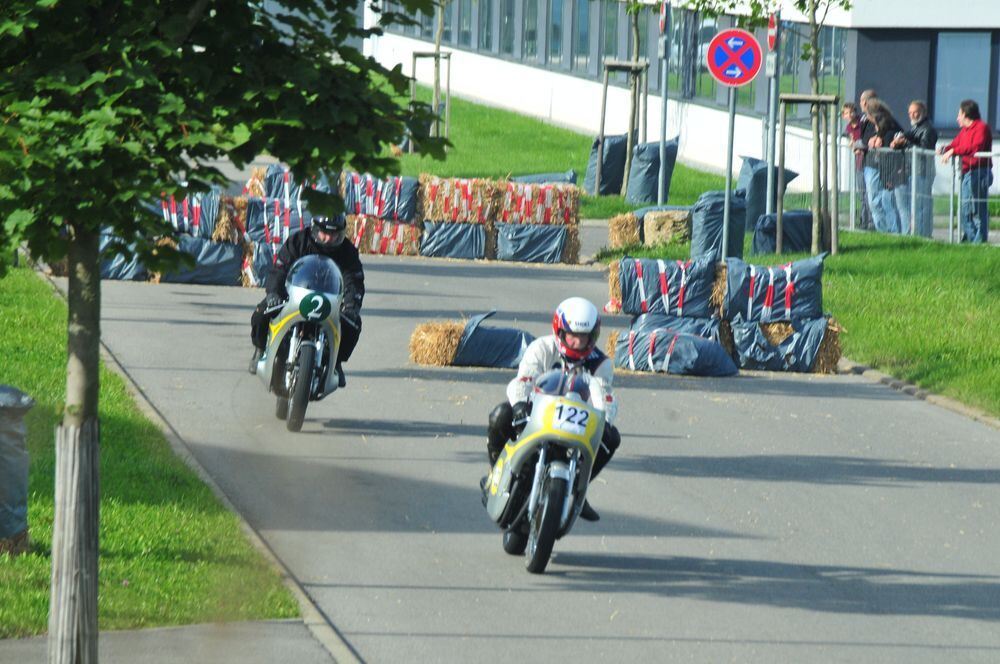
[{"left": 0, "top": 0, "right": 445, "bottom": 272}]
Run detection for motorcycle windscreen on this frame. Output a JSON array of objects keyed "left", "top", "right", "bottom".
[{"left": 286, "top": 255, "right": 342, "bottom": 294}]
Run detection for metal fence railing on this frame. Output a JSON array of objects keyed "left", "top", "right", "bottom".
[{"left": 782, "top": 143, "right": 999, "bottom": 245}]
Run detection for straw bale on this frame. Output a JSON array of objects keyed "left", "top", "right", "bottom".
[
  {"left": 605, "top": 262, "right": 622, "bottom": 313},
  {"left": 605, "top": 330, "right": 619, "bottom": 360},
  {"left": 644, "top": 210, "right": 691, "bottom": 245},
  {"left": 421, "top": 175, "right": 500, "bottom": 224},
  {"left": 561, "top": 225, "right": 580, "bottom": 264},
  {"left": 409, "top": 320, "right": 465, "bottom": 366},
  {"left": 211, "top": 197, "right": 239, "bottom": 244},
  {"left": 239, "top": 240, "right": 256, "bottom": 288},
  {"left": 485, "top": 221, "right": 497, "bottom": 260},
  {"left": 718, "top": 320, "right": 735, "bottom": 358},
  {"left": 148, "top": 236, "right": 179, "bottom": 284},
  {"left": 498, "top": 182, "right": 579, "bottom": 225},
  {"left": 352, "top": 216, "right": 422, "bottom": 256},
  {"left": 813, "top": 317, "right": 843, "bottom": 374},
  {"left": 246, "top": 167, "right": 267, "bottom": 199},
  {"left": 608, "top": 213, "right": 640, "bottom": 248},
  {"left": 711, "top": 261, "right": 727, "bottom": 318}
]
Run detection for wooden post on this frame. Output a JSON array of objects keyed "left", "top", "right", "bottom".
[
  {"left": 622, "top": 70, "right": 639, "bottom": 196},
  {"left": 595, "top": 68, "right": 610, "bottom": 196},
  {"left": 830, "top": 100, "right": 839, "bottom": 254}
]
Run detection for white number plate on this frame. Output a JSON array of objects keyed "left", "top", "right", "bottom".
[{"left": 554, "top": 404, "right": 589, "bottom": 435}]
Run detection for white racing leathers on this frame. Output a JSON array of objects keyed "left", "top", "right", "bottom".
[{"left": 506, "top": 335, "right": 618, "bottom": 426}]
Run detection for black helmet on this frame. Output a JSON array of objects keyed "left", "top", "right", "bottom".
[{"left": 311, "top": 213, "right": 347, "bottom": 247}]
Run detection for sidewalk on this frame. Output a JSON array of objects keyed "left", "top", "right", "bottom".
[{"left": 0, "top": 620, "right": 333, "bottom": 664}]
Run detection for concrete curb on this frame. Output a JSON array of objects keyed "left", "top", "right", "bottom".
[
  {"left": 837, "top": 357, "right": 1000, "bottom": 431},
  {"left": 35, "top": 271, "right": 362, "bottom": 664}
]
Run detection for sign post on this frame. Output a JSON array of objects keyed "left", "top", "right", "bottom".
[
  {"left": 764, "top": 13, "right": 781, "bottom": 218},
  {"left": 657, "top": 2, "right": 671, "bottom": 205},
  {"left": 706, "top": 28, "right": 762, "bottom": 259}
]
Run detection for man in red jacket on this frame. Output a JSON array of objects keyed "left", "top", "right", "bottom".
[{"left": 940, "top": 99, "right": 994, "bottom": 243}]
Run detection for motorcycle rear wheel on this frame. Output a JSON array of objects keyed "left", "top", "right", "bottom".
[
  {"left": 502, "top": 528, "right": 528, "bottom": 555},
  {"left": 525, "top": 473, "right": 567, "bottom": 574},
  {"left": 286, "top": 344, "right": 315, "bottom": 432}
]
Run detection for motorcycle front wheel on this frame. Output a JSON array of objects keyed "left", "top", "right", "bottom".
[
  {"left": 275, "top": 396, "right": 289, "bottom": 420},
  {"left": 286, "top": 344, "right": 315, "bottom": 432},
  {"left": 525, "top": 472, "right": 567, "bottom": 574}
]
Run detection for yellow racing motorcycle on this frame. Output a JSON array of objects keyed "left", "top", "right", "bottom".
[
  {"left": 483, "top": 370, "right": 606, "bottom": 574},
  {"left": 255, "top": 255, "right": 342, "bottom": 432}
]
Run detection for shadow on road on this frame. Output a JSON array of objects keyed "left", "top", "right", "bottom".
[{"left": 549, "top": 552, "right": 1000, "bottom": 622}]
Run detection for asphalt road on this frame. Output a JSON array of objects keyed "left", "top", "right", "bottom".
[{"left": 95, "top": 255, "right": 1000, "bottom": 663}]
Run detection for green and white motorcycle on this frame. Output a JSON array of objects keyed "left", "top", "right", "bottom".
[
  {"left": 256, "top": 255, "right": 343, "bottom": 432},
  {"left": 483, "top": 370, "right": 606, "bottom": 574}
]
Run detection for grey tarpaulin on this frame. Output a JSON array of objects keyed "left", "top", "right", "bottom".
[
  {"left": 617, "top": 254, "right": 716, "bottom": 318},
  {"left": 249, "top": 241, "right": 275, "bottom": 287},
  {"left": 420, "top": 222, "right": 486, "bottom": 259},
  {"left": 0, "top": 386, "right": 34, "bottom": 539},
  {"left": 159, "top": 236, "right": 243, "bottom": 286},
  {"left": 632, "top": 204, "right": 692, "bottom": 243},
  {"left": 100, "top": 232, "right": 148, "bottom": 281},
  {"left": 263, "top": 164, "right": 290, "bottom": 199},
  {"left": 736, "top": 156, "right": 798, "bottom": 234},
  {"left": 244, "top": 197, "right": 267, "bottom": 242},
  {"left": 194, "top": 191, "right": 222, "bottom": 240},
  {"left": 496, "top": 223, "right": 567, "bottom": 264},
  {"left": 630, "top": 312, "right": 721, "bottom": 341},
  {"left": 625, "top": 138, "right": 679, "bottom": 205},
  {"left": 511, "top": 170, "right": 578, "bottom": 185},
  {"left": 690, "top": 189, "right": 747, "bottom": 260},
  {"left": 751, "top": 210, "right": 813, "bottom": 255},
  {"left": 583, "top": 134, "right": 630, "bottom": 195},
  {"left": 243, "top": 197, "right": 309, "bottom": 243},
  {"left": 723, "top": 254, "right": 826, "bottom": 322},
  {"left": 343, "top": 173, "right": 421, "bottom": 222},
  {"left": 452, "top": 311, "right": 535, "bottom": 369},
  {"left": 614, "top": 326, "right": 738, "bottom": 376},
  {"left": 730, "top": 316, "right": 829, "bottom": 372}
]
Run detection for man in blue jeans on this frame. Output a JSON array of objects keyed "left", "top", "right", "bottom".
[{"left": 940, "top": 99, "right": 993, "bottom": 243}]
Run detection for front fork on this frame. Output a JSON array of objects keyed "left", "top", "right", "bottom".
[{"left": 526, "top": 443, "right": 578, "bottom": 533}]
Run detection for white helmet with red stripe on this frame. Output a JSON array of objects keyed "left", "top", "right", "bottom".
[{"left": 552, "top": 297, "right": 601, "bottom": 362}]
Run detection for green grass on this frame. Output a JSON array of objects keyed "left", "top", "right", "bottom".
[
  {"left": 596, "top": 232, "right": 1000, "bottom": 417},
  {"left": 0, "top": 268, "right": 298, "bottom": 638},
  {"left": 396, "top": 87, "right": 726, "bottom": 218}
]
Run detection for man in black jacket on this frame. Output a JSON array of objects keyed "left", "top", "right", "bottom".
[
  {"left": 249, "top": 214, "right": 364, "bottom": 387},
  {"left": 892, "top": 100, "right": 939, "bottom": 237}
]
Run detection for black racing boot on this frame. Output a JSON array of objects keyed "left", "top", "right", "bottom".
[
  {"left": 249, "top": 348, "right": 262, "bottom": 375},
  {"left": 335, "top": 362, "right": 346, "bottom": 388},
  {"left": 579, "top": 500, "right": 600, "bottom": 522}
]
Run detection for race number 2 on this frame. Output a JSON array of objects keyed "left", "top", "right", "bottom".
[{"left": 554, "top": 403, "right": 589, "bottom": 435}]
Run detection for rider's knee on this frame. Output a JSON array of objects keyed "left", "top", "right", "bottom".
[
  {"left": 489, "top": 401, "right": 514, "bottom": 438},
  {"left": 602, "top": 424, "right": 621, "bottom": 452}
]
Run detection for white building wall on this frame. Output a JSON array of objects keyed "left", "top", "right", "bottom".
[{"left": 367, "top": 32, "right": 821, "bottom": 192}]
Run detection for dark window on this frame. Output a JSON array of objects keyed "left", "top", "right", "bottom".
[
  {"left": 420, "top": 10, "right": 434, "bottom": 39},
  {"left": 694, "top": 14, "right": 717, "bottom": 101},
  {"left": 934, "top": 32, "right": 992, "bottom": 128},
  {"left": 524, "top": 0, "right": 539, "bottom": 60},
  {"left": 549, "top": 0, "right": 564, "bottom": 65},
  {"left": 602, "top": 1, "right": 617, "bottom": 62},
  {"left": 479, "top": 0, "right": 494, "bottom": 50},
  {"left": 459, "top": 0, "right": 472, "bottom": 46},
  {"left": 572, "top": 0, "right": 590, "bottom": 72},
  {"left": 500, "top": 0, "right": 516, "bottom": 55},
  {"left": 443, "top": 1, "right": 454, "bottom": 43}
]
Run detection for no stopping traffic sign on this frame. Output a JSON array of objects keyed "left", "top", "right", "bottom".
[{"left": 706, "top": 29, "right": 762, "bottom": 88}]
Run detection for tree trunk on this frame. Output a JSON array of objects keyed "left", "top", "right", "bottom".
[
  {"left": 809, "top": 0, "right": 822, "bottom": 255},
  {"left": 621, "top": 10, "right": 642, "bottom": 196},
  {"left": 433, "top": 2, "right": 444, "bottom": 138},
  {"left": 49, "top": 223, "right": 101, "bottom": 664}
]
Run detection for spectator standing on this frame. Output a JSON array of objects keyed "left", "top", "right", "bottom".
[
  {"left": 891, "top": 100, "right": 938, "bottom": 237},
  {"left": 842, "top": 102, "right": 874, "bottom": 230},
  {"left": 861, "top": 96, "right": 905, "bottom": 233},
  {"left": 940, "top": 99, "right": 993, "bottom": 243}
]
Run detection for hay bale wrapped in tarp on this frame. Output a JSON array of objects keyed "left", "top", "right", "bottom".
[
  {"left": 498, "top": 182, "right": 579, "bottom": 226},
  {"left": 690, "top": 190, "right": 747, "bottom": 260},
  {"left": 420, "top": 175, "right": 500, "bottom": 224},
  {"left": 452, "top": 311, "right": 535, "bottom": 369},
  {"left": 352, "top": 216, "right": 422, "bottom": 256},
  {"left": 156, "top": 191, "right": 223, "bottom": 239},
  {"left": 613, "top": 255, "right": 717, "bottom": 318},
  {"left": 343, "top": 172, "right": 421, "bottom": 222},
  {"left": 496, "top": 223, "right": 567, "bottom": 263},
  {"left": 736, "top": 156, "right": 798, "bottom": 233},
  {"left": 583, "top": 134, "right": 630, "bottom": 195},
  {"left": 629, "top": 312, "right": 722, "bottom": 341},
  {"left": 420, "top": 222, "right": 486, "bottom": 259},
  {"left": 612, "top": 326, "right": 738, "bottom": 376},
  {"left": 625, "top": 138, "right": 679, "bottom": 205},
  {"left": 409, "top": 312, "right": 534, "bottom": 368},
  {"left": 511, "top": 170, "right": 577, "bottom": 185},
  {"left": 240, "top": 195, "right": 309, "bottom": 257},
  {"left": 723, "top": 254, "right": 825, "bottom": 323},
  {"left": 730, "top": 316, "right": 840, "bottom": 373},
  {"left": 751, "top": 210, "right": 813, "bottom": 255},
  {"left": 0, "top": 385, "right": 34, "bottom": 552},
  {"left": 156, "top": 236, "right": 242, "bottom": 286},
  {"left": 100, "top": 232, "right": 148, "bottom": 281}
]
